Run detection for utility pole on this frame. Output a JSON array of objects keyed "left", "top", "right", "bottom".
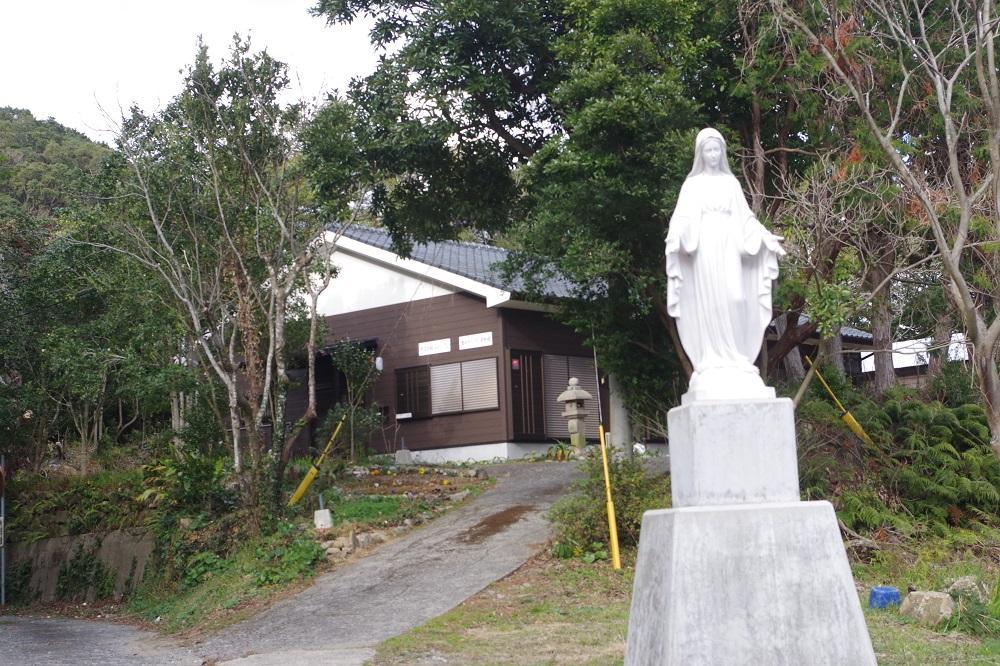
[{"left": 1, "top": 454, "right": 6, "bottom": 606}]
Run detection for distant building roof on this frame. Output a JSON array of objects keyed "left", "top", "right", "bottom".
[
  {"left": 788, "top": 314, "right": 872, "bottom": 344},
  {"left": 840, "top": 325, "right": 874, "bottom": 343},
  {"left": 337, "top": 225, "right": 573, "bottom": 299}
]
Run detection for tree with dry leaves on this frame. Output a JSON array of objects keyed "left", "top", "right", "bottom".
[{"left": 773, "top": 0, "right": 1000, "bottom": 455}]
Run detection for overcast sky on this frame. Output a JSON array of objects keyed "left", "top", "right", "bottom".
[{"left": 1, "top": 1, "right": 378, "bottom": 145}]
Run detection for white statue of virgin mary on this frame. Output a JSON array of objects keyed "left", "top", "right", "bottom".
[{"left": 665, "top": 128, "right": 785, "bottom": 403}]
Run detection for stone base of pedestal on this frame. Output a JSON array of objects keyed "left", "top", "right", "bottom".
[{"left": 625, "top": 501, "right": 875, "bottom": 666}]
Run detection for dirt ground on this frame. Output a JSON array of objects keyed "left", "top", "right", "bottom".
[{"left": 337, "top": 464, "right": 487, "bottom": 497}]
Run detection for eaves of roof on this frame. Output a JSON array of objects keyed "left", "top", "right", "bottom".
[{"left": 329, "top": 224, "right": 573, "bottom": 304}]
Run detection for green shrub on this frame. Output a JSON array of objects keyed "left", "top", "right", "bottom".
[
  {"left": 8, "top": 469, "right": 145, "bottom": 541},
  {"left": 7, "top": 559, "right": 34, "bottom": 605},
  {"left": 136, "top": 447, "right": 241, "bottom": 587},
  {"left": 315, "top": 402, "right": 384, "bottom": 461},
  {"left": 929, "top": 362, "right": 981, "bottom": 408},
  {"left": 942, "top": 597, "right": 1000, "bottom": 638},
  {"left": 797, "top": 385, "right": 1000, "bottom": 534},
  {"left": 182, "top": 551, "right": 225, "bottom": 589},
  {"left": 56, "top": 543, "right": 116, "bottom": 602},
  {"left": 550, "top": 451, "right": 668, "bottom": 558},
  {"left": 138, "top": 447, "right": 230, "bottom": 519},
  {"left": 254, "top": 524, "right": 325, "bottom": 586}
]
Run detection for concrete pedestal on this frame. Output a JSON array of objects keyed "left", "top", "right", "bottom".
[
  {"left": 668, "top": 399, "right": 799, "bottom": 507},
  {"left": 626, "top": 398, "right": 875, "bottom": 665},
  {"left": 626, "top": 502, "right": 875, "bottom": 665}
]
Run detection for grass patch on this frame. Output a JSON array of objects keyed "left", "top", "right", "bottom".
[
  {"left": 373, "top": 553, "right": 632, "bottom": 665},
  {"left": 334, "top": 495, "right": 406, "bottom": 524},
  {"left": 127, "top": 522, "right": 323, "bottom": 634},
  {"left": 867, "top": 608, "right": 1000, "bottom": 664},
  {"left": 372, "top": 545, "right": 1000, "bottom": 666}
]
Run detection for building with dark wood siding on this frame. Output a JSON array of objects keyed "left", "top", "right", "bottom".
[{"left": 287, "top": 226, "right": 613, "bottom": 462}]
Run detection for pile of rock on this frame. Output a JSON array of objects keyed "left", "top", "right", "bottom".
[
  {"left": 895, "top": 575, "right": 992, "bottom": 626},
  {"left": 319, "top": 528, "right": 393, "bottom": 561}
]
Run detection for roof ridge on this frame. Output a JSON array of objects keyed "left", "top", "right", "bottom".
[{"left": 341, "top": 223, "right": 507, "bottom": 253}]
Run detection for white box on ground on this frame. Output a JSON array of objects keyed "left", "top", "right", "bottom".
[
  {"left": 668, "top": 398, "right": 800, "bottom": 507},
  {"left": 313, "top": 509, "right": 333, "bottom": 530}
]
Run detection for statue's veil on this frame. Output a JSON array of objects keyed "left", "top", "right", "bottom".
[{"left": 688, "top": 128, "right": 734, "bottom": 178}]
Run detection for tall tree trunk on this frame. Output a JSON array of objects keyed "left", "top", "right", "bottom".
[
  {"left": 776, "top": 313, "right": 806, "bottom": 380},
  {"left": 820, "top": 333, "right": 845, "bottom": 375},
  {"left": 170, "top": 391, "right": 183, "bottom": 443},
  {"left": 869, "top": 261, "right": 895, "bottom": 395},
  {"left": 978, "top": 352, "right": 1000, "bottom": 460},
  {"left": 226, "top": 381, "right": 242, "bottom": 472},
  {"left": 271, "top": 294, "right": 290, "bottom": 458},
  {"left": 928, "top": 311, "right": 952, "bottom": 377}
]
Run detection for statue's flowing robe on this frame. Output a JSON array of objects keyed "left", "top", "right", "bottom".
[{"left": 665, "top": 174, "right": 783, "bottom": 377}]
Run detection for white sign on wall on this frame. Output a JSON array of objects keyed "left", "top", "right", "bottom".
[
  {"left": 458, "top": 331, "right": 493, "bottom": 350},
  {"left": 418, "top": 337, "right": 452, "bottom": 356}
]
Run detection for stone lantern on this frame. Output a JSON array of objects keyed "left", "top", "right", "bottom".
[{"left": 557, "top": 377, "right": 592, "bottom": 451}]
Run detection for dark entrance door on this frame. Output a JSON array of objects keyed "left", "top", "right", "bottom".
[{"left": 510, "top": 350, "right": 545, "bottom": 440}]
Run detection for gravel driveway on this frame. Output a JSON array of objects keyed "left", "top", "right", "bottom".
[{"left": 0, "top": 461, "right": 581, "bottom": 666}]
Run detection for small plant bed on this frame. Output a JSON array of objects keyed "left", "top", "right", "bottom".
[
  {"left": 334, "top": 463, "right": 488, "bottom": 498},
  {"left": 289, "top": 462, "right": 491, "bottom": 540},
  {"left": 294, "top": 464, "right": 492, "bottom": 563}
]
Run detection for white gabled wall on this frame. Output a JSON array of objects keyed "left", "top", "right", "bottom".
[
  {"left": 315, "top": 250, "right": 459, "bottom": 316},
  {"left": 315, "top": 232, "right": 513, "bottom": 316}
]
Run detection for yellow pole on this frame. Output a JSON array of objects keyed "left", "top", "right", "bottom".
[
  {"left": 804, "top": 356, "right": 847, "bottom": 412},
  {"left": 287, "top": 416, "right": 347, "bottom": 507},
  {"left": 598, "top": 424, "right": 622, "bottom": 570},
  {"left": 803, "top": 356, "right": 876, "bottom": 447}
]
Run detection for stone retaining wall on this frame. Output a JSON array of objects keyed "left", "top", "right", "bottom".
[{"left": 9, "top": 528, "right": 154, "bottom": 602}]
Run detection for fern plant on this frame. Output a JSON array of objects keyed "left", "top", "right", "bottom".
[{"left": 798, "top": 385, "right": 1000, "bottom": 534}]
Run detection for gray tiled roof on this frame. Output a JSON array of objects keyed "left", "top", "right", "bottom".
[
  {"left": 793, "top": 314, "right": 873, "bottom": 343},
  {"left": 338, "top": 226, "right": 874, "bottom": 343},
  {"left": 338, "top": 225, "right": 573, "bottom": 299},
  {"left": 840, "top": 325, "right": 873, "bottom": 343}
]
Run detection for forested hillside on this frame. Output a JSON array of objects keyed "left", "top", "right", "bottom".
[
  {"left": 0, "top": 107, "right": 107, "bottom": 215},
  {"left": 0, "top": 108, "right": 182, "bottom": 471}
]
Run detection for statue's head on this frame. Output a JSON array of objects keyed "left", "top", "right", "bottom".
[{"left": 688, "top": 128, "right": 733, "bottom": 178}]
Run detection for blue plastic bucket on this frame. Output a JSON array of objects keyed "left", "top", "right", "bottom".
[{"left": 868, "top": 586, "right": 902, "bottom": 609}]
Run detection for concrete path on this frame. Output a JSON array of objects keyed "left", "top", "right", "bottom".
[
  {"left": 0, "top": 461, "right": 580, "bottom": 666},
  {"left": 0, "top": 615, "right": 202, "bottom": 665},
  {"left": 199, "top": 461, "right": 580, "bottom": 664}
]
